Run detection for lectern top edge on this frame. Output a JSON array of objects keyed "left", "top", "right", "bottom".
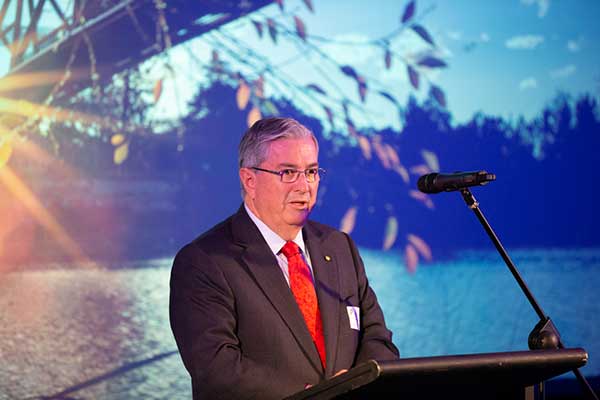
[{"left": 284, "top": 348, "right": 588, "bottom": 400}]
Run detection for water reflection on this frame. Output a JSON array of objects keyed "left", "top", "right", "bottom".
[
  {"left": 0, "top": 261, "right": 190, "bottom": 399},
  {"left": 1, "top": 250, "right": 598, "bottom": 398}
]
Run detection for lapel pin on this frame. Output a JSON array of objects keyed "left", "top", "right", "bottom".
[{"left": 324, "top": 255, "right": 332, "bottom": 262}]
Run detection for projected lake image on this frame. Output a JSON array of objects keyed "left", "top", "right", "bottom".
[
  {"left": 1, "top": 0, "right": 599, "bottom": 398},
  {"left": 1, "top": 248, "right": 598, "bottom": 399}
]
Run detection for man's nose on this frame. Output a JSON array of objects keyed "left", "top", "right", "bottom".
[{"left": 293, "top": 172, "right": 312, "bottom": 190}]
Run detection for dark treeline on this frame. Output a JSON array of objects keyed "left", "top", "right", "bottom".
[{"left": 5, "top": 82, "right": 600, "bottom": 264}]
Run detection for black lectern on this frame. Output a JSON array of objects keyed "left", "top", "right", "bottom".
[{"left": 285, "top": 348, "right": 588, "bottom": 400}]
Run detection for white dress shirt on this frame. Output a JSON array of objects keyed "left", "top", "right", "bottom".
[{"left": 244, "top": 203, "right": 315, "bottom": 285}]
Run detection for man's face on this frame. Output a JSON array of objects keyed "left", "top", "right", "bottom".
[{"left": 243, "top": 136, "right": 319, "bottom": 239}]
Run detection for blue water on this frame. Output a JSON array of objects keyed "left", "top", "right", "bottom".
[
  {"left": 1, "top": 248, "right": 597, "bottom": 398},
  {"left": 361, "top": 247, "right": 600, "bottom": 379}
]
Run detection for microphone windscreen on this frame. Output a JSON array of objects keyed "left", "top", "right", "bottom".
[{"left": 417, "top": 173, "right": 440, "bottom": 194}]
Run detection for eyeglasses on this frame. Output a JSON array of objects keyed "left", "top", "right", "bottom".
[{"left": 251, "top": 167, "right": 325, "bottom": 183}]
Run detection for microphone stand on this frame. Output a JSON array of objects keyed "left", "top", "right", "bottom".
[{"left": 459, "top": 187, "right": 598, "bottom": 400}]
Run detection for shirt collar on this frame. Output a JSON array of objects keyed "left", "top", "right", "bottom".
[{"left": 244, "top": 203, "right": 306, "bottom": 256}]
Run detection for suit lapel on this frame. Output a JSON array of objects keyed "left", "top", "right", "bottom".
[
  {"left": 231, "top": 206, "right": 323, "bottom": 374},
  {"left": 304, "top": 222, "right": 341, "bottom": 377}
]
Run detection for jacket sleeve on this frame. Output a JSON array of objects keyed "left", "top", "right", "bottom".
[
  {"left": 169, "top": 244, "right": 305, "bottom": 400},
  {"left": 343, "top": 233, "right": 400, "bottom": 364}
]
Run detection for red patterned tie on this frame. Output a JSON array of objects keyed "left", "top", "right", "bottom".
[{"left": 281, "top": 241, "right": 326, "bottom": 369}]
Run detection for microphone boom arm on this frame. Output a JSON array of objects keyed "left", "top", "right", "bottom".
[{"left": 459, "top": 187, "right": 598, "bottom": 400}]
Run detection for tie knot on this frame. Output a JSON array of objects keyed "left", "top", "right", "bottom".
[{"left": 281, "top": 241, "right": 301, "bottom": 259}]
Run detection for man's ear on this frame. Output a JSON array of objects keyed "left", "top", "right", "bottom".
[{"left": 239, "top": 168, "right": 256, "bottom": 197}]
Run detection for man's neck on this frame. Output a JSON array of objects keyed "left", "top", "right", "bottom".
[{"left": 244, "top": 200, "right": 301, "bottom": 241}]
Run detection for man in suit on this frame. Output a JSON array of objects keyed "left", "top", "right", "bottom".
[{"left": 170, "top": 117, "right": 399, "bottom": 399}]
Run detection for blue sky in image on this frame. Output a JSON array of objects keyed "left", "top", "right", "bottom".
[
  {"left": 1, "top": 0, "right": 598, "bottom": 129},
  {"left": 264, "top": 0, "right": 600, "bottom": 124},
  {"left": 424, "top": 0, "right": 600, "bottom": 122}
]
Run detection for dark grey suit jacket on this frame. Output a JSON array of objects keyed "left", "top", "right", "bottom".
[{"left": 170, "top": 206, "right": 399, "bottom": 399}]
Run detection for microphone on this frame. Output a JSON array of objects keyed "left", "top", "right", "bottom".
[{"left": 418, "top": 171, "right": 496, "bottom": 194}]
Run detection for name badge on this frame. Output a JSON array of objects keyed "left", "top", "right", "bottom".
[{"left": 346, "top": 306, "right": 360, "bottom": 330}]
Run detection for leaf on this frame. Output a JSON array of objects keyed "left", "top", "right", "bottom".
[
  {"left": 357, "top": 135, "right": 371, "bottom": 160},
  {"left": 401, "top": 0, "right": 416, "bottom": 24},
  {"left": 267, "top": 18, "right": 277, "bottom": 44},
  {"left": 407, "top": 65, "right": 419, "bottom": 89},
  {"left": 274, "top": 0, "right": 284, "bottom": 11},
  {"left": 378, "top": 91, "right": 398, "bottom": 106},
  {"left": 302, "top": 0, "right": 314, "bottom": 13},
  {"left": 323, "top": 106, "right": 334, "bottom": 127},
  {"left": 421, "top": 149, "right": 439, "bottom": 172},
  {"left": 384, "top": 144, "right": 400, "bottom": 168},
  {"left": 394, "top": 165, "right": 410, "bottom": 183},
  {"left": 417, "top": 56, "right": 447, "bottom": 68},
  {"left": 114, "top": 142, "right": 129, "bottom": 165},
  {"left": 384, "top": 48, "right": 392, "bottom": 69},
  {"left": 254, "top": 75, "right": 264, "bottom": 98},
  {"left": 346, "top": 119, "right": 358, "bottom": 137},
  {"left": 357, "top": 75, "right": 367, "bottom": 103},
  {"left": 411, "top": 24, "right": 435, "bottom": 46},
  {"left": 110, "top": 134, "right": 125, "bottom": 146},
  {"left": 430, "top": 84, "right": 447, "bottom": 107},
  {"left": 251, "top": 20, "right": 263, "bottom": 38},
  {"left": 405, "top": 243, "right": 419, "bottom": 273},
  {"left": 236, "top": 81, "right": 251, "bottom": 110},
  {"left": 342, "top": 100, "right": 350, "bottom": 119},
  {"left": 263, "top": 100, "right": 279, "bottom": 116},
  {"left": 247, "top": 106, "right": 262, "bottom": 128},
  {"left": 383, "top": 216, "right": 398, "bottom": 250},
  {"left": 409, "top": 164, "right": 431, "bottom": 176},
  {"left": 409, "top": 190, "right": 434, "bottom": 209},
  {"left": 340, "top": 206, "right": 358, "bottom": 234},
  {"left": 294, "top": 16, "right": 307, "bottom": 41},
  {"left": 211, "top": 50, "right": 222, "bottom": 73},
  {"left": 153, "top": 78, "right": 163, "bottom": 102},
  {"left": 340, "top": 65, "right": 358, "bottom": 79},
  {"left": 372, "top": 137, "right": 391, "bottom": 169},
  {"left": 0, "top": 140, "right": 13, "bottom": 169},
  {"left": 307, "top": 83, "right": 327, "bottom": 95},
  {"left": 407, "top": 234, "right": 432, "bottom": 261}
]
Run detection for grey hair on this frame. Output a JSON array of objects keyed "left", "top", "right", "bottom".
[
  {"left": 238, "top": 117, "right": 318, "bottom": 168},
  {"left": 238, "top": 117, "right": 318, "bottom": 196}
]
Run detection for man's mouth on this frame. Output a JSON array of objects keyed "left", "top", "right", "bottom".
[{"left": 289, "top": 200, "right": 309, "bottom": 209}]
